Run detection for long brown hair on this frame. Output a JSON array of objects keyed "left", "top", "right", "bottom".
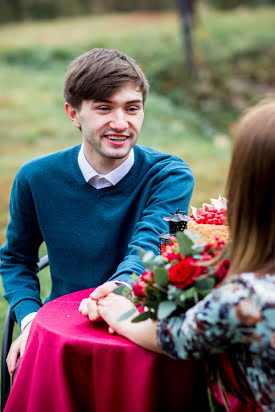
[{"left": 225, "top": 101, "right": 275, "bottom": 275}]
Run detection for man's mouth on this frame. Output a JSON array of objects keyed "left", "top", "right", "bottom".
[{"left": 104, "top": 135, "right": 129, "bottom": 142}]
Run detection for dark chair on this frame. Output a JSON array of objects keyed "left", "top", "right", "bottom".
[{"left": 1, "top": 255, "right": 49, "bottom": 412}]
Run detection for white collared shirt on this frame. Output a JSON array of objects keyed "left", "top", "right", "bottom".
[{"left": 78, "top": 144, "right": 134, "bottom": 188}]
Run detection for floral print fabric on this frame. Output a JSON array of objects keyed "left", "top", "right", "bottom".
[{"left": 157, "top": 273, "right": 275, "bottom": 411}]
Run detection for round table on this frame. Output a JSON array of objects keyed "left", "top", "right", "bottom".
[{"left": 5, "top": 289, "right": 208, "bottom": 412}]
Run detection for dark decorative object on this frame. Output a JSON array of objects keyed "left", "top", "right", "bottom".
[{"left": 158, "top": 209, "right": 190, "bottom": 253}]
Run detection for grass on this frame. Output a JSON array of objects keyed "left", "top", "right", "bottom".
[{"left": 0, "top": 4, "right": 275, "bottom": 351}]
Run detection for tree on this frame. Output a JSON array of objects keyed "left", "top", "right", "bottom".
[{"left": 176, "top": 0, "right": 197, "bottom": 76}]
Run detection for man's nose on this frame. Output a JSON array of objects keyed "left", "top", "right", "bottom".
[{"left": 109, "top": 111, "right": 128, "bottom": 131}]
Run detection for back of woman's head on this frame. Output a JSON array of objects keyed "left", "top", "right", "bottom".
[{"left": 226, "top": 101, "right": 275, "bottom": 275}]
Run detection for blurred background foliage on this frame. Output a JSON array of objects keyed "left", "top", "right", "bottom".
[
  {"left": 1, "top": 0, "right": 172, "bottom": 21},
  {"left": 1, "top": 0, "right": 275, "bottom": 22}
]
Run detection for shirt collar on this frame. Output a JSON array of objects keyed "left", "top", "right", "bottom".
[{"left": 78, "top": 144, "right": 134, "bottom": 185}]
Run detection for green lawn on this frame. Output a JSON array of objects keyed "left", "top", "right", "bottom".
[{"left": 1, "top": 4, "right": 275, "bottom": 351}]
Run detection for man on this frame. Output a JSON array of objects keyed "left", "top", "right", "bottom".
[{"left": 0, "top": 48, "right": 194, "bottom": 375}]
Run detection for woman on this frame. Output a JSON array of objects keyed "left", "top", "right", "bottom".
[{"left": 81, "top": 101, "right": 275, "bottom": 411}]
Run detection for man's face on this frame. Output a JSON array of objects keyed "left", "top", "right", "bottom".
[{"left": 66, "top": 82, "right": 144, "bottom": 172}]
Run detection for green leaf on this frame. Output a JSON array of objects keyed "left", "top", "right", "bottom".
[
  {"left": 184, "top": 229, "right": 202, "bottom": 244},
  {"left": 144, "top": 300, "right": 159, "bottom": 311},
  {"left": 154, "top": 266, "right": 169, "bottom": 287},
  {"left": 182, "top": 286, "right": 196, "bottom": 300},
  {"left": 193, "top": 289, "right": 199, "bottom": 303},
  {"left": 137, "top": 246, "right": 145, "bottom": 260},
  {"left": 157, "top": 300, "right": 177, "bottom": 319},
  {"left": 193, "top": 244, "right": 205, "bottom": 254},
  {"left": 142, "top": 250, "right": 155, "bottom": 271},
  {"left": 179, "top": 293, "right": 186, "bottom": 302},
  {"left": 167, "top": 285, "right": 182, "bottom": 300},
  {"left": 195, "top": 276, "right": 215, "bottom": 291},
  {"left": 207, "top": 388, "right": 216, "bottom": 412},
  {"left": 131, "top": 311, "right": 154, "bottom": 322},
  {"left": 154, "top": 255, "right": 167, "bottom": 266},
  {"left": 176, "top": 231, "right": 194, "bottom": 256},
  {"left": 130, "top": 272, "right": 140, "bottom": 286},
  {"left": 113, "top": 285, "right": 132, "bottom": 298},
  {"left": 143, "top": 250, "right": 155, "bottom": 262},
  {"left": 118, "top": 308, "right": 137, "bottom": 321},
  {"left": 198, "top": 289, "right": 213, "bottom": 299}
]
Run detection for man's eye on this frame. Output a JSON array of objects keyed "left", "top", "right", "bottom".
[
  {"left": 98, "top": 106, "right": 110, "bottom": 111},
  {"left": 127, "top": 106, "right": 139, "bottom": 112}
]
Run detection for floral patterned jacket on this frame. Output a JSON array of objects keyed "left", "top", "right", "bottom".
[{"left": 157, "top": 273, "right": 275, "bottom": 412}]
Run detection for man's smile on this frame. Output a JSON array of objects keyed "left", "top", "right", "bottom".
[
  {"left": 103, "top": 135, "right": 129, "bottom": 146},
  {"left": 104, "top": 135, "right": 128, "bottom": 141}
]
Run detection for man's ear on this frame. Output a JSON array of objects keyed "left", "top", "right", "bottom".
[{"left": 65, "top": 102, "right": 81, "bottom": 128}]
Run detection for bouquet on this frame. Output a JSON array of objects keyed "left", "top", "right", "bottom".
[{"left": 114, "top": 230, "right": 230, "bottom": 322}]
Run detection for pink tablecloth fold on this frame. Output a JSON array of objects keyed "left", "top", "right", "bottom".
[{"left": 5, "top": 289, "right": 208, "bottom": 412}]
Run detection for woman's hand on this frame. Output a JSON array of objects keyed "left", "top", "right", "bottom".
[
  {"left": 78, "top": 281, "right": 118, "bottom": 321},
  {"left": 97, "top": 294, "right": 163, "bottom": 354},
  {"left": 97, "top": 293, "right": 137, "bottom": 335}
]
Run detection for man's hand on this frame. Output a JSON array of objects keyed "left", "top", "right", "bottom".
[
  {"left": 78, "top": 281, "right": 118, "bottom": 322},
  {"left": 90, "top": 281, "right": 118, "bottom": 300},
  {"left": 6, "top": 321, "right": 32, "bottom": 375}
]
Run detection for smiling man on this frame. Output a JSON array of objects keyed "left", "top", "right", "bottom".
[
  {"left": 65, "top": 82, "right": 143, "bottom": 174},
  {"left": 1, "top": 48, "right": 194, "bottom": 374}
]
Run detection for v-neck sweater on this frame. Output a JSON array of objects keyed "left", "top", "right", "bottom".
[{"left": 1, "top": 144, "right": 194, "bottom": 326}]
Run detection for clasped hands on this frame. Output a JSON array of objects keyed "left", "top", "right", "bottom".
[
  {"left": 79, "top": 281, "right": 161, "bottom": 353},
  {"left": 78, "top": 281, "right": 136, "bottom": 335}
]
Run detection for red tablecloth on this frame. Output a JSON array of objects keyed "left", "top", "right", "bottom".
[{"left": 5, "top": 289, "right": 208, "bottom": 412}]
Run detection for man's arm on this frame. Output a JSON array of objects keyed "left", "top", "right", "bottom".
[
  {"left": 107, "top": 161, "right": 194, "bottom": 283},
  {"left": 0, "top": 167, "right": 44, "bottom": 327}
]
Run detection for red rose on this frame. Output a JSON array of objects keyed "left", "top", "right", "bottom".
[
  {"left": 133, "top": 280, "right": 147, "bottom": 297},
  {"left": 215, "top": 259, "right": 230, "bottom": 283},
  {"left": 168, "top": 256, "right": 203, "bottom": 289}
]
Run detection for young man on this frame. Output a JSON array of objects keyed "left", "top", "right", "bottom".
[{"left": 1, "top": 48, "right": 194, "bottom": 374}]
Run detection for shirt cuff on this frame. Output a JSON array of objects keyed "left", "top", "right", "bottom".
[
  {"left": 114, "top": 281, "right": 132, "bottom": 289},
  {"left": 21, "top": 312, "right": 37, "bottom": 331}
]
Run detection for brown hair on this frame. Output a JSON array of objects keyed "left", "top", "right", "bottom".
[
  {"left": 225, "top": 101, "right": 275, "bottom": 275},
  {"left": 63, "top": 48, "right": 149, "bottom": 109}
]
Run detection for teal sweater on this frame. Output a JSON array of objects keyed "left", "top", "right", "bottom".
[{"left": 0, "top": 144, "right": 194, "bottom": 326}]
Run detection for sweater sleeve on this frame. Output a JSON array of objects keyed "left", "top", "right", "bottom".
[
  {"left": 0, "top": 168, "right": 44, "bottom": 326},
  {"left": 107, "top": 160, "right": 194, "bottom": 283},
  {"left": 156, "top": 280, "right": 270, "bottom": 360}
]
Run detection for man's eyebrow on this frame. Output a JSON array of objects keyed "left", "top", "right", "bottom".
[
  {"left": 93, "top": 99, "right": 112, "bottom": 103},
  {"left": 126, "top": 99, "right": 143, "bottom": 104},
  {"left": 92, "top": 99, "right": 143, "bottom": 104}
]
